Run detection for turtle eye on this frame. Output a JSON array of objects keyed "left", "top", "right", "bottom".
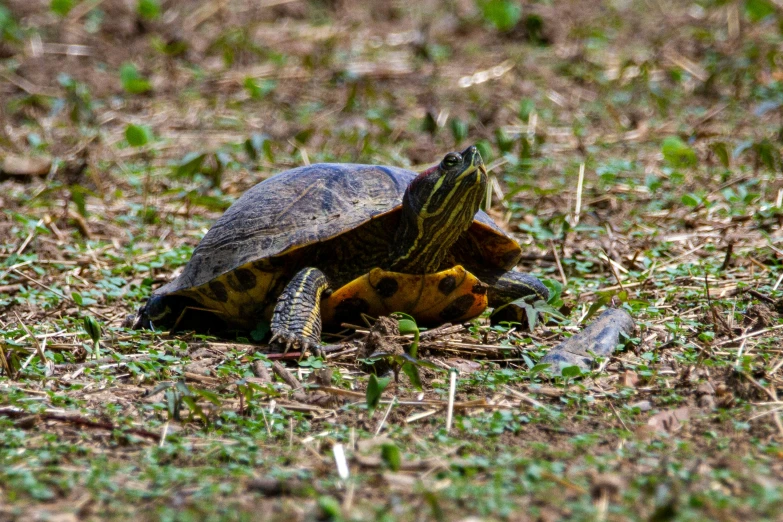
[{"left": 442, "top": 152, "right": 462, "bottom": 168}]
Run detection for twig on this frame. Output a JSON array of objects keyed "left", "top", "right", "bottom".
[
  {"left": 419, "top": 323, "right": 462, "bottom": 340},
  {"left": 602, "top": 249, "right": 625, "bottom": 291},
  {"left": 607, "top": 400, "right": 630, "bottom": 432},
  {"left": 159, "top": 422, "right": 169, "bottom": 447},
  {"left": 11, "top": 269, "right": 112, "bottom": 321},
  {"left": 446, "top": 370, "right": 457, "bottom": 433},
  {"left": 741, "top": 375, "right": 783, "bottom": 438},
  {"left": 375, "top": 396, "right": 396, "bottom": 436},
  {"left": 573, "top": 163, "right": 585, "bottom": 226},
  {"left": 550, "top": 240, "right": 568, "bottom": 286},
  {"left": 0, "top": 406, "right": 161, "bottom": 441},
  {"left": 14, "top": 312, "right": 47, "bottom": 365},
  {"left": 773, "top": 271, "right": 783, "bottom": 292},
  {"left": 67, "top": 0, "right": 107, "bottom": 21},
  {"left": 332, "top": 443, "right": 350, "bottom": 480},
  {"left": 252, "top": 360, "right": 272, "bottom": 383},
  {"left": 0, "top": 260, "right": 33, "bottom": 286},
  {"left": 503, "top": 386, "right": 557, "bottom": 416},
  {"left": 16, "top": 219, "right": 43, "bottom": 255},
  {"left": 714, "top": 324, "right": 783, "bottom": 346},
  {"left": 767, "top": 387, "right": 783, "bottom": 439},
  {"left": 272, "top": 361, "right": 301, "bottom": 390},
  {"left": 0, "top": 342, "right": 14, "bottom": 379},
  {"left": 0, "top": 71, "right": 59, "bottom": 97},
  {"left": 720, "top": 241, "right": 734, "bottom": 271}
]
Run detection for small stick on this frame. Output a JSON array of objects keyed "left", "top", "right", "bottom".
[
  {"left": 375, "top": 396, "right": 396, "bottom": 436},
  {"left": 419, "top": 323, "right": 461, "bottom": 340},
  {"left": 16, "top": 219, "right": 43, "bottom": 255},
  {"left": 735, "top": 337, "right": 749, "bottom": 365},
  {"left": 769, "top": 357, "right": 783, "bottom": 376},
  {"left": 603, "top": 250, "right": 625, "bottom": 291},
  {"left": 714, "top": 324, "right": 783, "bottom": 346},
  {"left": 333, "top": 443, "right": 350, "bottom": 480},
  {"left": 159, "top": 422, "right": 169, "bottom": 447},
  {"left": 503, "top": 386, "right": 557, "bottom": 416},
  {"left": 260, "top": 408, "right": 272, "bottom": 436},
  {"left": 720, "top": 241, "right": 734, "bottom": 271},
  {"left": 746, "top": 289, "right": 776, "bottom": 305},
  {"left": 773, "top": 271, "right": 783, "bottom": 292},
  {"left": 67, "top": 0, "right": 108, "bottom": 21},
  {"left": 550, "top": 240, "right": 568, "bottom": 286},
  {"left": 607, "top": 401, "right": 630, "bottom": 432},
  {"left": 252, "top": 360, "right": 272, "bottom": 383},
  {"left": 0, "top": 259, "right": 34, "bottom": 283},
  {"left": 271, "top": 361, "right": 302, "bottom": 390},
  {"left": 748, "top": 405, "right": 783, "bottom": 421},
  {"left": 0, "top": 406, "right": 160, "bottom": 441},
  {"left": 573, "top": 163, "right": 585, "bottom": 226},
  {"left": 527, "top": 112, "right": 537, "bottom": 142},
  {"left": 0, "top": 343, "right": 13, "bottom": 378},
  {"left": 12, "top": 269, "right": 112, "bottom": 321},
  {"left": 446, "top": 369, "right": 457, "bottom": 433},
  {"left": 14, "top": 312, "right": 47, "bottom": 365},
  {"left": 758, "top": 380, "right": 783, "bottom": 438},
  {"left": 342, "top": 480, "right": 355, "bottom": 512}
]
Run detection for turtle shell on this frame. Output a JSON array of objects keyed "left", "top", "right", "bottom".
[{"left": 152, "top": 163, "right": 522, "bottom": 327}]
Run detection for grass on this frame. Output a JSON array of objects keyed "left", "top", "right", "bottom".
[{"left": 2, "top": 0, "right": 783, "bottom": 520}]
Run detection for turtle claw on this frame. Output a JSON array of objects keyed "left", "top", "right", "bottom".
[{"left": 269, "top": 330, "right": 323, "bottom": 357}]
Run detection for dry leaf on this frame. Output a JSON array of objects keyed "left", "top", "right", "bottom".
[
  {"left": 445, "top": 358, "right": 482, "bottom": 373},
  {"left": 629, "top": 400, "right": 652, "bottom": 412},
  {"left": 647, "top": 406, "right": 690, "bottom": 434},
  {"left": 1, "top": 154, "right": 51, "bottom": 176},
  {"left": 696, "top": 382, "right": 716, "bottom": 409},
  {"left": 621, "top": 370, "right": 639, "bottom": 387}
]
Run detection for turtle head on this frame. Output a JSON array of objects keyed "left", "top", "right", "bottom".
[
  {"left": 390, "top": 146, "right": 487, "bottom": 274},
  {"left": 130, "top": 295, "right": 173, "bottom": 330}
]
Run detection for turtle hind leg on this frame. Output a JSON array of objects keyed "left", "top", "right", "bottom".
[
  {"left": 470, "top": 267, "right": 549, "bottom": 329},
  {"left": 270, "top": 267, "right": 331, "bottom": 356}
]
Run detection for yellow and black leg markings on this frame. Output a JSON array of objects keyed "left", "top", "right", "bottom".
[{"left": 270, "top": 267, "right": 331, "bottom": 355}]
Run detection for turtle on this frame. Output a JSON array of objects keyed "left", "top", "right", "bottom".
[{"left": 132, "top": 146, "right": 549, "bottom": 353}]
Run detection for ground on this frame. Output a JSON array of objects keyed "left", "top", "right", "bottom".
[{"left": 2, "top": 0, "right": 783, "bottom": 520}]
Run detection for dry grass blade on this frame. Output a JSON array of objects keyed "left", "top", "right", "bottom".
[
  {"left": 375, "top": 396, "right": 396, "bottom": 436},
  {"left": 550, "top": 240, "right": 568, "bottom": 286},
  {"left": 14, "top": 312, "right": 47, "bottom": 365},
  {"left": 446, "top": 370, "right": 457, "bottom": 433}
]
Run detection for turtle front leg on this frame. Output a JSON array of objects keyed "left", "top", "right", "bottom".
[
  {"left": 270, "top": 267, "right": 331, "bottom": 355},
  {"left": 471, "top": 267, "right": 549, "bottom": 328}
]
